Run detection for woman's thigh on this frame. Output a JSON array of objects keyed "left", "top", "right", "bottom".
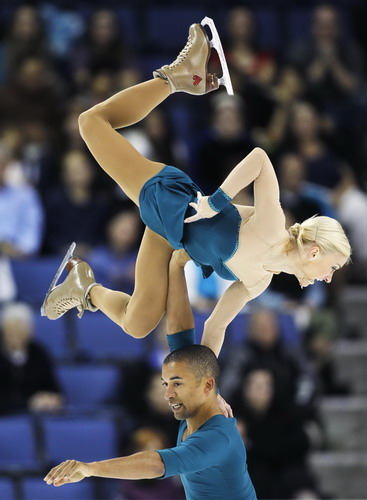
[
  {"left": 122, "top": 227, "right": 174, "bottom": 335},
  {"left": 80, "top": 109, "right": 165, "bottom": 206}
]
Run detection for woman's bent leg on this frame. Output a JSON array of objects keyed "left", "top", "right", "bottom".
[
  {"left": 90, "top": 228, "right": 174, "bottom": 338},
  {"left": 79, "top": 79, "right": 171, "bottom": 206}
]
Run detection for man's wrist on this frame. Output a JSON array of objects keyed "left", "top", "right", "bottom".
[{"left": 85, "top": 462, "right": 95, "bottom": 477}]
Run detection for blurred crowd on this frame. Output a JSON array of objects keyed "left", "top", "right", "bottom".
[{"left": 0, "top": 1, "right": 367, "bottom": 499}]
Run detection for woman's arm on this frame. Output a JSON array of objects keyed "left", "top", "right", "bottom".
[
  {"left": 201, "top": 281, "right": 249, "bottom": 356},
  {"left": 185, "top": 148, "right": 283, "bottom": 228}
]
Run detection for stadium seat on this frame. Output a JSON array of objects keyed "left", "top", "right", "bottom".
[
  {"left": 0, "top": 416, "right": 39, "bottom": 471},
  {"left": 75, "top": 312, "right": 147, "bottom": 361},
  {"left": 22, "top": 476, "right": 95, "bottom": 500},
  {"left": 57, "top": 364, "right": 121, "bottom": 408},
  {"left": 42, "top": 416, "right": 118, "bottom": 464},
  {"left": 11, "top": 257, "right": 63, "bottom": 307},
  {"left": 33, "top": 313, "right": 70, "bottom": 361},
  {"left": 0, "top": 477, "right": 16, "bottom": 500}
]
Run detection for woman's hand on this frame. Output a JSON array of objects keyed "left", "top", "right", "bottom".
[{"left": 184, "top": 192, "right": 218, "bottom": 223}]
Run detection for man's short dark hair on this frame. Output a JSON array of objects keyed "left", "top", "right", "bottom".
[{"left": 163, "top": 345, "right": 220, "bottom": 387}]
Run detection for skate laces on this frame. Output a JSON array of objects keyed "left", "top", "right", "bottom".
[
  {"left": 54, "top": 297, "right": 82, "bottom": 315},
  {"left": 168, "top": 33, "right": 194, "bottom": 68}
]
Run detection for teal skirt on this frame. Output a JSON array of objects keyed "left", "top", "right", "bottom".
[{"left": 139, "top": 166, "right": 240, "bottom": 281}]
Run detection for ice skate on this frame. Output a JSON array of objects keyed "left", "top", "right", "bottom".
[
  {"left": 153, "top": 22, "right": 218, "bottom": 95},
  {"left": 41, "top": 242, "right": 99, "bottom": 320},
  {"left": 201, "top": 17, "right": 234, "bottom": 95},
  {"left": 153, "top": 17, "right": 233, "bottom": 96}
]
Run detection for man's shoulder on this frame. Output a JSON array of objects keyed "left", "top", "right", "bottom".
[{"left": 200, "top": 415, "right": 239, "bottom": 439}]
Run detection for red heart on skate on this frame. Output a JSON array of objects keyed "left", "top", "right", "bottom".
[{"left": 192, "top": 75, "right": 202, "bottom": 86}]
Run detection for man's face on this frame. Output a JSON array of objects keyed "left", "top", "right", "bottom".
[{"left": 161, "top": 361, "right": 209, "bottom": 421}]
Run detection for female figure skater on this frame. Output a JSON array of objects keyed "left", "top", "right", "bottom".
[{"left": 42, "top": 19, "right": 350, "bottom": 355}]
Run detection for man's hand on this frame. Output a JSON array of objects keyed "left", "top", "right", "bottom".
[
  {"left": 44, "top": 460, "right": 91, "bottom": 487},
  {"left": 170, "top": 249, "right": 191, "bottom": 268},
  {"left": 217, "top": 394, "right": 233, "bottom": 418}
]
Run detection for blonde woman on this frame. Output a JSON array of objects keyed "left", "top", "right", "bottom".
[{"left": 42, "top": 19, "right": 351, "bottom": 356}]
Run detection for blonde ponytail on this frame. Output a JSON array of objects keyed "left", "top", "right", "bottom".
[{"left": 288, "top": 215, "right": 351, "bottom": 258}]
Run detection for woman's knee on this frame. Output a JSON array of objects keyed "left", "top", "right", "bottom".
[
  {"left": 78, "top": 107, "right": 99, "bottom": 138},
  {"left": 120, "top": 316, "right": 154, "bottom": 339}
]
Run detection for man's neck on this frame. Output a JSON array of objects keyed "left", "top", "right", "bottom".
[{"left": 185, "top": 399, "right": 222, "bottom": 436}]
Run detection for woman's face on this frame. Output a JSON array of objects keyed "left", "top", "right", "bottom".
[{"left": 300, "top": 249, "right": 348, "bottom": 286}]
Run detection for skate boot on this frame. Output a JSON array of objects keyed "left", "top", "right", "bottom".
[
  {"left": 153, "top": 17, "right": 233, "bottom": 95},
  {"left": 41, "top": 243, "right": 99, "bottom": 320}
]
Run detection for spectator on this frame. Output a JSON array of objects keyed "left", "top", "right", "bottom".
[
  {"left": 0, "top": 302, "right": 63, "bottom": 414},
  {"left": 123, "top": 369, "right": 180, "bottom": 448},
  {"left": 333, "top": 169, "right": 367, "bottom": 282},
  {"left": 0, "top": 55, "right": 65, "bottom": 133},
  {"left": 233, "top": 368, "right": 321, "bottom": 499},
  {"left": 0, "top": 5, "right": 53, "bottom": 81},
  {"left": 220, "top": 308, "right": 315, "bottom": 410},
  {"left": 117, "top": 426, "right": 185, "bottom": 500},
  {"left": 122, "top": 108, "right": 187, "bottom": 172},
  {"left": 89, "top": 208, "right": 142, "bottom": 293},
  {"left": 42, "top": 149, "right": 112, "bottom": 257},
  {"left": 0, "top": 142, "right": 44, "bottom": 302},
  {"left": 286, "top": 4, "right": 365, "bottom": 119},
  {"left": 254, "top": 66, "right": 305, "bottom": 152},
  {"left": 304, "top": 309, "right": 350, "bottom": 396},
  {"left": 278, "top": 152, "right": 336, "bottom": 221},
  {"left": 69, "top": 9, "right": 133, "bottom": 92},
  {"left": 221, "top": 6, "right": 276, "bottom": 129},
  {"left": 193, "top": 93, "right": 256, "bottom": 194},
  {"left": 275, "top": 101, "right": 343, "bottom": 189},
  {"left": 0, "top": 55, "right": 66, "bottom": 189},
  {"left": 142, "top": 108, "right": 188, "bottom": 169}
]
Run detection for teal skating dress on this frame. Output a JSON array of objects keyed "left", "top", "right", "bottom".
[{"left": 139, "top": 166, "right": 241, "bottom": 281}]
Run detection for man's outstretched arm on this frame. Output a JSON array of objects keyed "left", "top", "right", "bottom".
[{"left": 44, "top": 452, "right": 165, "bottom": 487}]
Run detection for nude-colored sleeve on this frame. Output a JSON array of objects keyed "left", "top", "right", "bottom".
[
  {"left": 220, "top": 147, "right": 285, "bottom": 231},
  {"left": 201, "top": 281, "right": 249, "bottom": 356}
]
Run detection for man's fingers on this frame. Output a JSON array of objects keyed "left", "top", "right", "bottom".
[
  {"left": 54, "top": 476, "right": 70, "bottom": 487},
  {"left": 45, "top": 460, "right": 77, "bottom": 485},
  {"left": 45, "top": 461, "right": 69, "bottom": 484}
]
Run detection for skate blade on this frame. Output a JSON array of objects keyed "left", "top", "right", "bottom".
[
  {"left": 40, "top": 242, "right": 76, "bottom": 316},
  {"left": 201, "top": 16, "right": 234, "bottom": 95}
]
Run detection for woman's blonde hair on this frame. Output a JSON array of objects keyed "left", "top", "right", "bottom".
[{"left": 288, "top": 215, "right": 351, "bottom": 258}]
